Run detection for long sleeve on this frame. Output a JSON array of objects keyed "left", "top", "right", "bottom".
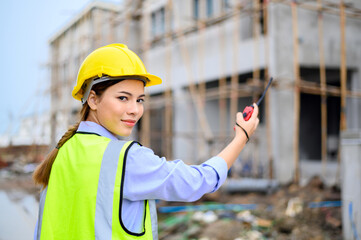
[{"left": 123, "top": 144, "right": 228, "bottom": 202}]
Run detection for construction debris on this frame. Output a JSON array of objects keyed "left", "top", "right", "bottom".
[
  {"left": 158, "top": 176, "right": 342, "bottom": 240},
  {"left": 285, "top": 197, "right": 303, "bottom": 217}
]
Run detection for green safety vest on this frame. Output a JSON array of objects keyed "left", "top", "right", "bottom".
[{"left": 36, "top": 133, "right": 155, "bottom": 240}]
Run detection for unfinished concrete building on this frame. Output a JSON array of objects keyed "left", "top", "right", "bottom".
[
  {"left": 49, "top": 1, "right": 120, "bottom": 145},
  {"left": 49, "top": 0, "right": 361, "bottom": 186}
]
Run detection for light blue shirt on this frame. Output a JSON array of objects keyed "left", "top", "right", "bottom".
[
  {"left": 35, "top": 121, "right": 228, "bottom": 236},
  {"left": 79, "top": 121, "right": 228, "bottom": 232}
]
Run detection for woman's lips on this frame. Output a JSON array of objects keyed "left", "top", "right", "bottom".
[{"left": 122, "top": 119, "right": 136, "bottom": 127}]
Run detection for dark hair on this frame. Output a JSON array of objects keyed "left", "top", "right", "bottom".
[{"left": 33, "top": 79, "right": 122, "bottom": 188}]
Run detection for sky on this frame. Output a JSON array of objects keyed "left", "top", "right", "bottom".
[{"left": 0, "top": 0, "right": 122, "bottom": 136}]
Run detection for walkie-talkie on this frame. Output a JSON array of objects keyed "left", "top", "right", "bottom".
[{"left": 243, "top": 77, "right": 273, "bottom": 121}]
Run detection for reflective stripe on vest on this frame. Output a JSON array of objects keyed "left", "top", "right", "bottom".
[
  {"left": 35, "top": 187, "right": 47, "bottom": 240},
  {"left": 37, "top": 133, "right": 154, "bottom": 240},
  {"left": 149, "top": 200, "right": 159, "bottom": 240}
]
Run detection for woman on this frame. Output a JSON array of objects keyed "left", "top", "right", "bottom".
[{"left": 33, "top": 43, "right": 259, "bottom": 240}]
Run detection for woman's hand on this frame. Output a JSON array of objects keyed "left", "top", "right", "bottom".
[
  {"left": 235, "top": 103, "right": 259, "bottom": 142},
  {"left": 218, "top": 103, "right": 260, "bottom": 169}
]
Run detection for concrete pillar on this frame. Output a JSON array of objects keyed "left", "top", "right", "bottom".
[
  {"left": 347, "top": 72, "right": 361, "bottom": 130},
  {"left": 173, "top": 88, "right": 197, "bottom": 163},
  {"left": 341, "top": 130, "right": 361, "bottom": 240},
  {"left": 268, "top": 4, "right": 296, "bottom": 183}
]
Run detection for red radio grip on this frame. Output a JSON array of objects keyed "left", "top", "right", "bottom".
[{"left": 242, "top": 106, "right": 254, "bottom": 121}]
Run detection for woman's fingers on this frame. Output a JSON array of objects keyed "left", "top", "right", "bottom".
[{"left": 251, "top": 103, "right": 259, "bottom": 119}]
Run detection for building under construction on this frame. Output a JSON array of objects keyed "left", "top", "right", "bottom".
[{"left": 48, "top": 0, "right": 361, "bottom": 187}]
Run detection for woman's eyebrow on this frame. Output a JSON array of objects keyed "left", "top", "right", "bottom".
[
  {"left": 118, "top": 91, "right": 132, "bottom": 96},
  {"left": 118, "top": 91, "right": 145, "bottom": 98}
]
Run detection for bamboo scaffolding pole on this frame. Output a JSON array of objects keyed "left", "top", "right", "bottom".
[
  {"left": 140, "top": 12, "right": 152, "bottom": 147},
  {"left": 339, "top": 0, "right": 347, "bottom": 131},
  {"left": 198, "top": 0, "right": 206, "bottom": 102},
  {"left": 230, "top": 4, "right": 241, "bottom": 134},
  {"left": 197, "top": 0, "right": 211, "bottom": 158},
  {"left": 338, "top": 0, "right": 347, "bottom": 183},
  {"left": 291, "top": 1, "right": 301, "bottom": 184},
  {"left": 64, "top": 30, "right": 75, "bottom": 128},
  {"left": 317, "top": 0, "right": 328, "bottom": 181},
  {"left": 50, "top": 44, "right": 60, "bottom": 148},
  {"left": 123, "top": 0, "right": 133, "bottom": 43},
  {"left": 94, "top": 8, "right": 102, "bottom": 48},
  {"left": 253, "top": 0, "right": 261, "bottom": 84},
  {"left": 263, "top": 0, "right": 274, "bottom": 179},
  {"left": 252, "top": 0, "right": 261, "bottom": 178},
  {"left": 163, "top": 0, "right": 173, "bottom": 159},
  {"left": 218, "top": 21, "right": 227, "bottom": 148},
  {"left": 298, "top": 80, "right": 361, "bottom": 98},
  {"left": 108, "top": 11, "right": 116, "bottom": 43},
  {"left": 197, "top": 22, "right": 206, "bottom": 104}
]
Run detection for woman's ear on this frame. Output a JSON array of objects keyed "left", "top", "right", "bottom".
[{"left": 87, "top": 90, "right": 98, "bottom": 110}]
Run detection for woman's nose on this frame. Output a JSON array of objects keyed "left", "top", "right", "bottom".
[{"left": 127, "top": 101, "right": 140, "bottom": 115}]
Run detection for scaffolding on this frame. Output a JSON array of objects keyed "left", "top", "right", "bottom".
[
  {"left": 47, "top": 0, "right": 361, "bottom": 184},
  {"left": 137, "top": 0, "right": 361, "bottom": 184}
]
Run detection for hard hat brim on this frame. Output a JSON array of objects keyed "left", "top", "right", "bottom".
[{"left": 72, "top": 74, "right": 162, "bottom": 101}]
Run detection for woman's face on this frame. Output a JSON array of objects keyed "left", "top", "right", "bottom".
[{"left": 88, "top": 79, "right": 145, "bottom": 137}]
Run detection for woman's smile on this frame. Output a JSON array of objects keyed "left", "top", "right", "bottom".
[{"left": 122, "top": 119, "right": 137, "bottom": 127}]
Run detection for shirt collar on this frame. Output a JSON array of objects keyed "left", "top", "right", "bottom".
[{"left": 77, "top": 121, "right": 118, "bottom": 140}]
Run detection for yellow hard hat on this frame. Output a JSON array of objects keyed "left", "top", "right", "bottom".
[{"left": 72, "top": 43, "right": 162, "bottom": 102}]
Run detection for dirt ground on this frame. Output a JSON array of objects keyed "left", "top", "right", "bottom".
[{"left": 0, "top": 173, "right": 342, "bottom": 240}]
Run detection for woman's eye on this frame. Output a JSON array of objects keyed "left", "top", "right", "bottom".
[
  {"left": 137, "top": 98, "right": 145, "bottom": 103},
  {"left": 118, "top": 96, "right": 127, "bottom": 101}
]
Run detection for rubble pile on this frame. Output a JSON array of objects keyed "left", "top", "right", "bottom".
[{"left": 158, "top": 176, "right": 342, "bottom": 240}]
